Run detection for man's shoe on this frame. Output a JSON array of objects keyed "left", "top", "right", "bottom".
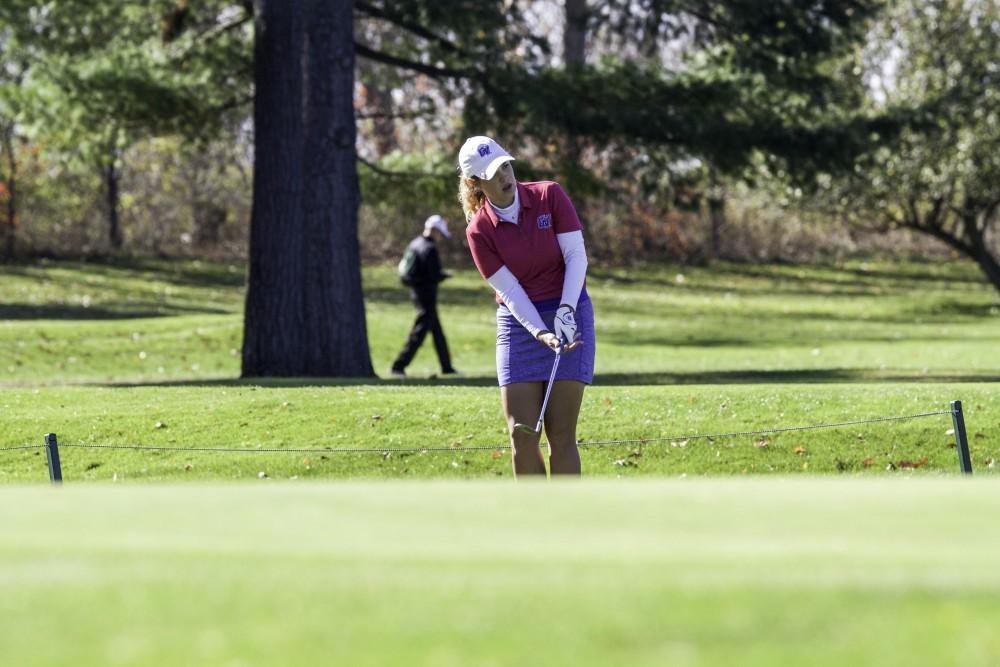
[
  {"left": 441, "top": 368, "right": 463, "bottom": 377},
  {"left": 389, "top": 368, "right": 406, "bottom": 379}
]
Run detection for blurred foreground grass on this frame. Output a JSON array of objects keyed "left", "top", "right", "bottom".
[{"left": 2, "top": 480, "right": 999, "bottom": 666}]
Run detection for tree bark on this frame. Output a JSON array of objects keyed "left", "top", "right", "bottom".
[
  {"left": 242, "top": 0, "right": 307, "bottom": 376},
  {"left": 961, "top": 213, "right": 1000, "bottom": 299},
  {"left": 908, "top": 212, "right": 1000, "bottom": 300},
  {"left": 971, "top": 246, "right": 1000, "bottom": 298},
  {"left": 242, "top": 0, "right": 375, "bottom": 377},
  {"left": 707, "top": 172, "right": 726, "bottom": 262},
  {"left": 1, "top": 124, "right": 16, "bottom": 259},
  {"left": 106, "top": 150, "right": 123, "bottom": 250},
  {"left": 563, "top": 0, "right": 588, "bottom": 66},
  {"left": 300, "top": 0, "right": 374, "bottom": 376}
]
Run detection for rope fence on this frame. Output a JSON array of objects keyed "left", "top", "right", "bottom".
[{"left": 3, "top": 400, "right": 975, "bottom": 483}]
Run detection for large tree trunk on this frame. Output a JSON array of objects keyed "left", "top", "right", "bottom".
[
  {"left": 242, "top": 0, "right": 307, "bottom": 376},
  {"left": 242, "top": 0, "right": 374, "bottom": 377},
  {"left": 299, "top": 0, "right": 373, "bottom": 376}
]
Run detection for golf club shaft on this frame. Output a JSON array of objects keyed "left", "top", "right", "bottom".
[{"left": 534, "top": 349, "right": 562, "bottom": 432}]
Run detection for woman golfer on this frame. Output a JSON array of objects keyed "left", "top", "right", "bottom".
[{"left": 459, "top": 135, "right": 595, "bottom": 477}]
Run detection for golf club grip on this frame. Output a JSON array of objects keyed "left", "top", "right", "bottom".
[{"left": 535, "top": 350, "right": 562, "bottom": 431}]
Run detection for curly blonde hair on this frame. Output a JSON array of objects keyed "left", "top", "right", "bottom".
[{"left": 458, "top": 175, "right": 486, "bottom": 222}]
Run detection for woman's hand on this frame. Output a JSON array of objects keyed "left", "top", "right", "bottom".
[
  {"left": 536, "top": 330, "right": 581, "bottom": 353},
  {"left": 553, "top": 304, "right": 577, "bottom": 345}
]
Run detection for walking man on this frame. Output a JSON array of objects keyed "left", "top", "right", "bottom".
[{"left": 390, "top": 215, "right": 459, "bottom": 378}]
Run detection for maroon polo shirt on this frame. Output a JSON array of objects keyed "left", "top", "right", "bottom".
[{"left": 466, "top": 181, "right": 583, "bottom": 304}]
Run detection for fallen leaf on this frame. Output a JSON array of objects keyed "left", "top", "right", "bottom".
[
  {"left": 372, "top": 415, "right": 382, "bottom": 421},
  {"left": 491, "top": 450, "right": 504, "bottom": 460},
  {"left": 794, "top": 446, "right": 807, "bottom": 455},
  {"left": 154, "top": 421, "right": 166, "bottom": 429},
  {"left": 894, "top": 457, "right": 929, "bottom": 469},
  {"left": 629, "top": 449, "right": 642, "bottom": 458},
  {"left": 754, "top": 438, "right": 769, "bottom": 449},
  {"left": 862, "top": 458, "right": 875, "bottom": 467},
  {"left": 945, "top": 428, "right": 955, "bottom": 435}
]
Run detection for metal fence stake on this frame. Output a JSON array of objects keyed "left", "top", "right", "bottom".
[
  {"left": 951, "top": 401, "right": 973, "bottom": 475},
  {"left": 44, "top": 433, "right": 63, "bottom": 484}
]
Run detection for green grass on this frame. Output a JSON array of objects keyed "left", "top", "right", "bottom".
[
  {"left": 3, "top": 259, "right": 1000, "bottom": 665},
  {"left": 3, "top": 480, "right": 1000, "bottom": 666},
  {"left": 1, "top": 257, "right": 998, "bottom": 481}
]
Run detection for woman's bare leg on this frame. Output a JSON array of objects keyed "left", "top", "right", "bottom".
[
  {"left": 501, "top": 382, "right": 547, "bottom": 477},
  {"left": 544, "top": 380, "right": 585, "bottom": 475}
]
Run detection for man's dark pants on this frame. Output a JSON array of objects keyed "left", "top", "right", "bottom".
[{"left": 392, "top": 284, "right": 454, "bottom": 373}]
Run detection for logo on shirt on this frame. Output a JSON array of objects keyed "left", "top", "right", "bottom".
[
  {"left": 477, "top": 143, "right": 491, "bottom": 157},
  {"left": 536, "top": 214, "right": 552, "bottom": 229}
]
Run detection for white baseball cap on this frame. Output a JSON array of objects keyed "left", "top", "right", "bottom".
[
  {"left": 424, "top": 214, "right": 450, "bottom": 238},
  {"left": 458, "top": 136, "right": 515, "bottom": 180}
]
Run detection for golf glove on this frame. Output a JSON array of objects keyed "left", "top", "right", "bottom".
[{"left": 553, "top": 304, "right": 578, "bottom": 345}]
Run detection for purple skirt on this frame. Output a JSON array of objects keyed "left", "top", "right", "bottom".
[{"left": 496, "top": 292, "right": 596, "bottom": 386}]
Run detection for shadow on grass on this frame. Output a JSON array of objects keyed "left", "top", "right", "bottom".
[
  {"left": 2, "top": 258, "right": 246, "bottom": 289},
  {"left": 0, "top": 303, "right": 231, "bottom": 320},
  {"left": 66, "top": 368, "right": 1000, "bottom": 389},
  {"left": 588, "top": 261, "right": 993, "bottom": 301},
  {"left": 595, "top": 369, "right": 1000, "bottom": 385},
  {"left": 83, "top": 375, "right": 503, "bottom": 389},
  {"left": 366, "top": 284, "right": 495, "bottom": 307}
]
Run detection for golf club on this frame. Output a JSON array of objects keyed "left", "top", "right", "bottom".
[{"left": 513, "top": 347, "right": 562, "bottom": 436}]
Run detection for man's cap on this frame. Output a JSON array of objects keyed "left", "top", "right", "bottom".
[
  {"left": 458, "top": 136, "right": 515, "bottom": 180},
  {"left": 424, "top": 214, "right": 450, "bottom": 238}
]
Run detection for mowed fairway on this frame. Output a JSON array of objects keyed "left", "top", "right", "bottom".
[
  {"left": 1, "top": 258, "right": 999, "bottom": 479},
  {"left": 2, "top": 479, "right": 1000, "bottom": 666},
  {"left": 2, "top": 260, "right": 1000, "bottom": 665}
]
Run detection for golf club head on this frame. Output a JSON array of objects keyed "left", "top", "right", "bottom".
[{"left": 512, "top": 422, "right": 541, "bottom": 436}]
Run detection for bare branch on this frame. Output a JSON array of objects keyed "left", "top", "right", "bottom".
[
  {"left": 354, "top": 42, "right": 469, "bottom": 80},
  {"left": 355, "top": 2, "right": 465, "bottom": 56},
  {"left": 357, "top": 156, "right": 451, "bottom": 180},
  {"left": 356, "top": 109, "right": 432, "bottom": 121}
]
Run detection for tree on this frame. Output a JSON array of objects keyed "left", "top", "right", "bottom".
[
  {"left": 821, "top": 0, "right": 1000, "bottom": 296},
  {"left": 0, "top": 0, "right": 253, "bottom": 250},
  {"left": 242, "top": 0, "right": 373, "bottom": 377}
]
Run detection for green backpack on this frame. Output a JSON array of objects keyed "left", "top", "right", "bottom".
[{"left": 397, "top": 248, "right": 418, "bottom": 285}]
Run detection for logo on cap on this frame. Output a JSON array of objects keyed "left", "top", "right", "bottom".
[{"left": 477, "top": 144, "right": 491, "bottom": 157}]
